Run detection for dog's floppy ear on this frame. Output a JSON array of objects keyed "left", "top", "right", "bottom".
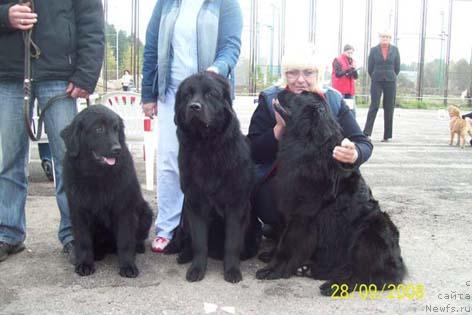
[
  {"left": 222, "top": 102, "right": 238, "bottom": 130},
  {"left": 207, "top": 71, "right": 232, "bottom": 107},
  {"left": 274, "top": 98, "right": 292, "bottom": 122},
  {"left": 118, "top": 116, "right": 126, "bottom": 144},
  {"left": 313, "top": 98, "right": 341, "bottom": 146},
  {"left": 60, "top": 118, "right": 82, "bottom": 157},
  {"left": 276, "top": 89, "right": 294, "bottom": 107},
  {"left": 174, "top": 86, "right": 186, "bottom": 127},
  {"left": 220, "top": 78, "right": 232, "bottom": 108},
  {"left": 274, "top": 90, "right": 296, "bottom": 122}
]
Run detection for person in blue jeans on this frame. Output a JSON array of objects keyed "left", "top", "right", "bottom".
[
  {"left": 0, "top": 0, "right": 104, "bottom": 263},
  {"left": 141, "top": 0, "right": 243, "bottom": 252}
]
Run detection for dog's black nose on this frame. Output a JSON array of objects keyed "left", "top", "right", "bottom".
[
  {"left": 111, "top": 145, "right": 121, "bottom": 156},
  {"left": 189, "top": 102, "right": 202, "bottom": 111}
]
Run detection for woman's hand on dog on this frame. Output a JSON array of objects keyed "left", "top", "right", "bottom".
[
  {"left": 142, "top": 102, "right": 157, "bottom": 118},
  {"left": 333, "top": 138, "right": 358, "bottom": 164},
  {"left": 273, "top": 100, "right": 286, "bottom": 140}
]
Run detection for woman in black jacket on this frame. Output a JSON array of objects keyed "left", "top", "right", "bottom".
[
  {"left": 248, "top": 45, "right": 373, "bottom": 239},
  {"left": 0, "top": 0, "right": 104, "bottom": 264},
  {"left": 363, "top": 30, "right": 400, "bottom": 142}
]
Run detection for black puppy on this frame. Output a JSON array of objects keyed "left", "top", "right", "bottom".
[
  {"left": 256, "top": 91, "right": 406, "bottom": 296},
  {"left": 61, "top": 105, "right": 153, "bottom": 278},
  {"left": 172, "top": 72, "right": 260, "bottom": 283}
]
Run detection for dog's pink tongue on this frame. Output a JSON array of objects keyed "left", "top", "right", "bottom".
[{"left": 103, "top": 157, "right": 116, "bottom": 165}]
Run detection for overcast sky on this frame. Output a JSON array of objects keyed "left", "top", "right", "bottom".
[{"left": 106, "top": 0, "right": 472, "bottom": 65}]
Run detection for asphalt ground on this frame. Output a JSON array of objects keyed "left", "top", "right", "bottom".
[{"left": 1, "top": 99, "right": 471, "bottom": 315}]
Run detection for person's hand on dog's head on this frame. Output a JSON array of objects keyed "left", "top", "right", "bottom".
[
  {"left": 142, "top": 102, "right": 157, "bottom": 118},
  {"left": 273, "top": 99, "right": 286, "bottom": 140},
  {"left": 332, "top": 138, "right": 358, "bottom": 164}
]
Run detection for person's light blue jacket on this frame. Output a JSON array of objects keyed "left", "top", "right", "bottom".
[{"left": 141, "top": 0, "right": 242, "bottom": 103}]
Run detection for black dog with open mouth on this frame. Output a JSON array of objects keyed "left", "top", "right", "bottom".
[
  {"left": 170, "top": 72, "right": 261, "bottom": 283},
  {"left": 256, "top": 91, "right": 406, "bottom": 296},
  {"left": 60, "top": 105, "right": 152, "bottom": 278}
]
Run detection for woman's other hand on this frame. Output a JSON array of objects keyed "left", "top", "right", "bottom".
[{"left": 333, "top": 138, "right": 358, "bottom": 164}]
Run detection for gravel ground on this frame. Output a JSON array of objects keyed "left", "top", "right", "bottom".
[{"left": 1, "top": 102, "right": 471, "bottom": 315}]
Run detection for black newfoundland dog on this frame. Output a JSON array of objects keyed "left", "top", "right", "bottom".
[
  {"left": 60, "top": 105, "right": 152, "bottom": 278},
  {"left": 170, "top": 72, "right": 261, "bottom": 283},
  {"left": 256, "top": 91, "right": 406, "bottom": 296}
]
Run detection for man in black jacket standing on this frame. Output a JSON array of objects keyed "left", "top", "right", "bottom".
[
  {"left": 0, "top": 0, "right": 104, "bottom": 263},
  {"left": 363, "top": 30, "right": 400, "bottom": 142}
]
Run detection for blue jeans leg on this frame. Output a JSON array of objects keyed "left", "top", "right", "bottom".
[
  {"left": 35, "top": 81, "right": 77, "bottom": 245},
  {"left": 0, "top": 82, "right": 31, "bottom": 245},
  {"left": 155, "top": 89, "right": 184, "bottom": 240}
]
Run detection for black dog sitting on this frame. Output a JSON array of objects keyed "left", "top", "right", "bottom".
[
  {"left": 256, "top": 91, "right": 406, "bottom": 296},
  {"left": 170, "top": 72, "right": 261, "bottom": 283},
  {"left": 61, "top": 105, "right": 153, "bottom": 278}
]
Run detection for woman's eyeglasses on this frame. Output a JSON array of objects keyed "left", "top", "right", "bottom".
[{"left": 285, "top": 69, "right": 317, "bottom": 80}]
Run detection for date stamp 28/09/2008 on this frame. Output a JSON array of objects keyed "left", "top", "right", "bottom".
[{"left": 330, "top": 283, "right": 425, "bottom": 300}]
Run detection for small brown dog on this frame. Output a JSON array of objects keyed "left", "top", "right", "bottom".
[{"left": 447, "top": 105, "right": 472, "bottom": 148}]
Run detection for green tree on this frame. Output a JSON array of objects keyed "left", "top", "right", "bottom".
[
  {"left": 103, "top": 22, "right": 145, "bottom": 90},
  {"left": 105, "top": 41, "right": 117, "bottom": 80},
  {"left": 449, "top": 59, "right": 471, "bottom": 94},
  {"left": 423, "top": 59, "right": 442, "bottom": 94}
]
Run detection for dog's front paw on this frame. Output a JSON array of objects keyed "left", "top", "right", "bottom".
[
  {"left": 186, "top": 265, "right": 206, "bottom": 282},
  {"left": 320, "top": 280, "right": 353, "bottom": 297},
  {"left": 119, "top": 263, "right": 139, "bottom": 278},
  {"left": 224, "top": 268, "right": 242, "bottom": 283},
  {"left": 75, "top": 262, "right": 95, "bottom": 276},
  {"left": 319, "top": 281, "right": 335, "bottom": 296},
  {"left": 256, "top": 264, "right": 292, "bottom": 280},
  {"left": 256, "top": 267, "right": 281, "bottom": 280}
]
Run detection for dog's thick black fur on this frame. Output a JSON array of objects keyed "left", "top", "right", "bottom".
[
  {"left": 170, "top": 72, "right": 261, "bottom": 283},
  {"left": 255, "top": 91, "right": 406, "bottom": 296},
  {"left": 61, "top": 105, "right": 153, "bottom": 278}
]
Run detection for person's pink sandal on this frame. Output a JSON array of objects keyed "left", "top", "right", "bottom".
[{"left": 151, "top": 236, "right": 170, "bottom": 253}]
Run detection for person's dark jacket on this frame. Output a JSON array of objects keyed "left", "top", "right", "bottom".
[
  {"left": 368, "top": 44, "right": 400, "bottom": 82},
  {"left": 248, "top": 86, "right": 373, "bottom": 178},
  {"left": 0, "top": 0, "right": 104, "bottom": 93}
]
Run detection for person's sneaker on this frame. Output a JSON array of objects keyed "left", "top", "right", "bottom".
[
  {"left": 0, "top": 241, "right": 25, "bottom": 262},
  {"left": 63, "top": 241, "right": 76, "bottom": 265},
  {"left": 151, "top": 236, "right": 170, "bottom": 253}
]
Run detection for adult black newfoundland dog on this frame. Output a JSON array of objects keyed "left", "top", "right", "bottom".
[
  {"left": 170, "top": 72, "right": 261, "bottom": 283},
  {"left": 256, "top": 91, "right": 406, "bottom": 296},
  {"left": 60, "top": 105, "right": 152, "bottom": 278}
]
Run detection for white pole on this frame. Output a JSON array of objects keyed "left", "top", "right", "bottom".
[{"left": 116, "top": 30, "right": 119, "bottom": 80}]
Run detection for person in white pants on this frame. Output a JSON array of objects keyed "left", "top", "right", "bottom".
[{"left": 141, "top": 0, "right": 243, "bottom": 252}]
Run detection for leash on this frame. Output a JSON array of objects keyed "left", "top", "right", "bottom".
[{"left": 21, "top": 0, "right": 88, "bottom": 141}]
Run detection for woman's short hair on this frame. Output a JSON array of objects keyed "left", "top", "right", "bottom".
[
  {"left": 281, "top": 43, "right": 318, "bottom": 73},
  {"left": 278, "top": 43, "right": 323, "bottom": 91}
]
